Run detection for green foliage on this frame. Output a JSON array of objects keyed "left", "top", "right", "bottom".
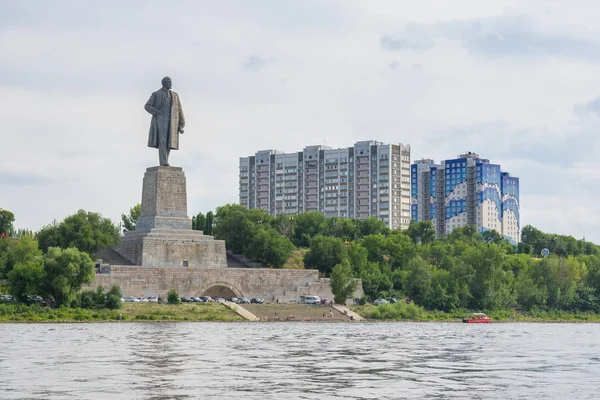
[
  {"left": 0, "top": 235, "right": 43, "bottom": 279},
  {"left": 405, "top": 220, "right": 436, "bottom": 245},
  {"left": 356, "top": 301, "right": 427, "bottom": 320},
  {"left": 75, "top": 285, "right": 122, "bottom": 309},
  {"left": 245, "top": 227, "right": 295, "bottom": 268},
  {"left": 519, "top": 225, "right": 599, "bottom": 257},
  {"left": 358, "top": 217, "right": 389, "bottom": 237},
  {"left": 105, "top": 294, "right": 122, "bottom": 310},
  {"left": 7, "top": 260, "right": 45, "bottom": 302},
  {"left": 108, "top": 285, "right": 123, "bottom": 299},
  {"left": 0, "top": 209, "right": 15, "bottom": 236},
  {"left": 203, "top": 206, "right": 600, "bottom": 314},
  {"left": 330, "top": 260, "right": 358, "bottom": 304},
  {"left": 193, "top": 212, "right": 206, "bottom": 231},
  {"left": 204, "top": 211, "right": 214, "bottom": 235},
  {"left": 213, "top": 204, "right": 257, "bottom": 253},
  {"left": 36, "top": 210, "right": 120, "bottom": 256},
  {"left": 292, "top": 211, "right": 328, "bottom": 247},
  {"left": 304, "top": 235, "right": 347, "bottom": 276},
  {"left": 121, "top": 203, "right": 141, "bottom": 233},
  {"left": 43, "top": 247, "right": 95, "bottom": 306},
  {"left": 168, "top": 288, "right": 181, "bottom": 304}
]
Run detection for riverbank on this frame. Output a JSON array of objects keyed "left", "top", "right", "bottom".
[
  {"left": 350, "top": 303, "right": 600, "bottom": 322},
  {"left": 3, "top": 301, "right": 600, "bottom": 323},
  {"left": 0, "top": 302, "right": 244, "bottom": 322}
]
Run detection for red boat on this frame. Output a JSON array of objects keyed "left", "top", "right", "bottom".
[{"left": 462, "top": 313, "right": 491, "bottom": 323}]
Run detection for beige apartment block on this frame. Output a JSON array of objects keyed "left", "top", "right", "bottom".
[{"left": 239, "top": 141, "right": 411, "bottom": 230}]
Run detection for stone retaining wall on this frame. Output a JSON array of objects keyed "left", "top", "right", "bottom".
[{"left": 86, "top": 266, "right": 360, "bottom": 301}]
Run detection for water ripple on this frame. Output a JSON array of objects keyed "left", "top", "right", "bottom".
[{"left": 0, "top": 322, "right": 599, "bottom": 399}]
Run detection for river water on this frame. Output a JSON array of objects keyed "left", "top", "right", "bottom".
[{"left": 0, "top": 322, "right": 598, "bottom": 399}]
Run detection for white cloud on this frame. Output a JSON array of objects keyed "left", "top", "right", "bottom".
[{"left": 0, "top": 0, "right": 599, "bottom": 243}]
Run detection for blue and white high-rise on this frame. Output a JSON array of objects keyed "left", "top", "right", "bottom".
[{"left": 411, "top": 152, "right": 520, "bottom": 244}]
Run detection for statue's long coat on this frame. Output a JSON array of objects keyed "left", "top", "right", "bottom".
[{"left": 145, "top": 89, "right": 185, "bottom": 150}]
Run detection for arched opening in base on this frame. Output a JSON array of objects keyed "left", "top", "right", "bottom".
[{"left": 202, "top": 285, "right": 240, "bottom": 299}]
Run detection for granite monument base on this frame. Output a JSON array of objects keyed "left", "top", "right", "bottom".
[{"left": 114, "top": 166, "right": 227, "bottom": 268}]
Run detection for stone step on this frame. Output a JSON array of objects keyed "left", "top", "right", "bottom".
[{"left": 96, "top": 248, "right": 134, "bottom": 266}]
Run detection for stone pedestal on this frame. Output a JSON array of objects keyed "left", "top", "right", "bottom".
[{"left": 115, "top": 166, "right": 227, "bottom": 268}]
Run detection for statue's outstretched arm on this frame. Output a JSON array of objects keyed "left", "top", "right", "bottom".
[{"left": 144, "top": 93, "right": 158, "bottom": 116}]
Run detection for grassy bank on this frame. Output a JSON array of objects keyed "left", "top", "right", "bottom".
[
  {"left": 0, "top": 302, "right": 245, "bottom": 322},
  {"left": 350, "top": 302, "right": 600, "bottom": 322}
]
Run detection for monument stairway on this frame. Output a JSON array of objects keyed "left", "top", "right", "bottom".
[{"left": 96, "top": 248, "right": 134, "bottom": 266}]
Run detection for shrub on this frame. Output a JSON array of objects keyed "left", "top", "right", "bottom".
[
  {"left": 107, "top": 285, "right": 122, "bottom": 299},
  {"left": 167, "top": 288, "right": 181, "bottom": 304},
  {"left": 105, "top": 294, "right": 122, "bottom": 310}
]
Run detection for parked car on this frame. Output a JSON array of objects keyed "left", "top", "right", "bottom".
[
  {"left": 199, "top": 296, "right": 214, "bottom": 303},
  {"left": 305, "top": 296, "right": 321, "bottom": 304},
  {"left": 148, "top": 297, "right": 159, "bottom": 303},
  {"left": 388, "top": 298, "right": 398, "bottom": 304},
  {"left": 215, "top": 298, "right": 226, "bottom": 304},
  {"left": 0, "top": 295, "right": 14, "bottom": 303},
  {"left": 374, "top": 299, "right": 389, "bottom": 305},
  {"left": 180, "top": 297, "right": 193, "bottom": 303},
  {"left": 238, "top": 297, "right": 250, "bottom": 304},
  {"left": 250, "top": 297, "right": 264, "bottom": 304},
  {"left": 124, "top": 296, "right": 140, "bottom": 303}
]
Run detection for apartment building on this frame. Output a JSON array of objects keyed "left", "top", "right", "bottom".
[
  {"left": 410, "top": 152, "right": 520, "bottom": 244},
  {"left": 239, "top": 141, "right": 411, "bottom": 229}
]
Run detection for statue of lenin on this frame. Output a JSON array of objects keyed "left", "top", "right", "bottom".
[{"left": 145, "top": 77, "right": 185, "bottom": 166}]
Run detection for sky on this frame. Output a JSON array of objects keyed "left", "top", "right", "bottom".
[{"left": 0, "top": 0, "right": 599, "bottom": 242}]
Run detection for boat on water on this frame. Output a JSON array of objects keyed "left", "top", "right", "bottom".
[{"left": 462, "top": 313, "right": 491, "bottom": 323}]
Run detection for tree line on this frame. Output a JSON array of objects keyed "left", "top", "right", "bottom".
[
  {"left": 207, "top": 204, "right": 600, "bottom": 313},
  {"left": 2, "top": 204, "right": 600, "bottom": 313}
]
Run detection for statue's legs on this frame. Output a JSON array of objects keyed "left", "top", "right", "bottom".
[{"left": 158, "top": 132, "right": 170, "bottom": 166}]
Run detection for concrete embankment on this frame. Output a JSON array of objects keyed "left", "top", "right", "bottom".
[
  {"left": 224, "top": 301, "right": 260, "bottom": 321},
  {"left": 332, "top": 304, "right": 365, "bottom": 321}
]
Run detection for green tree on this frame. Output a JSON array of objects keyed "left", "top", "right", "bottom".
[
  {"left": 245, "top": 227, "right": 295, "bottom": 268},
  {"left": 105, "top": 293, "right": 123, "bottom": 310},
  {"left": 405, "top": 220, "right": 436, "bottom": 245},
  {"left": 36, "top": 210, "right": 120, "bottom": 256},
  {"left": 168, "top": 288, "right": 181, "bottom": 304},
  {"left": 0, "top": 235, "right": 43, "bottom": 279},
  {"left": 330, "top": 260, "right": 358, "bottom": 304},
  {"left": 108, "top": 285, "right": 123, "bottom": 298},
  {"left": 359, "top": 217, "right": 388, "bottom": 237},
  {"left": 292, "top": 211, "right": 327, "bottom": 247},
  {"left": 121, "top": 203, "right": 141, "bottom": 233},
  {"left": 193, "top": 212, "right": 206, "bottom": 231},
  {"left": 43, "top": 247, "right": 95, "bottom": 307},
  {"left": 482, "top": 229, "right": 503, "bottom": 244},
  {"left": 204, "top": 211, "right": 214, "bottom": 235},
  {"left": 7, "top": 260, "right": 46, "bottom": 302},
  {"left": 0, "top": 209, "right": 15, "bottom": 236},
  {"left": 213, "top": 208, "right": 256, "bottom": 254},
  {"left": 304, "top": 235, "right": 347, "bottom": 276}
]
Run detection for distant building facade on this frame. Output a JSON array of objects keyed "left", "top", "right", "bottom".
[
  {"left": 239, "top": 141, "right": 411, "bottom": 229},
  {"left": 411, "top": 152, "right": 520, "bottom": 244}
]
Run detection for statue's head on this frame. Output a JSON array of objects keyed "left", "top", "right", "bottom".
[{"left": 161, "top": 76, "right": 172, "bottom": 90}]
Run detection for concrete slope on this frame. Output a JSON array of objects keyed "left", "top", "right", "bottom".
[
  {"left": 332, "top": 304, "right": 365, "bottom": 321},
  {"left": 225, "top": 302, "right": 260, "bottom": 321}
]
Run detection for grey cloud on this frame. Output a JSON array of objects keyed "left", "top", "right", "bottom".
[
  {"left": 0, "top": 172, "right": 51, "bottom": 186},
  {"left": 243, "top": 55, "right": 271, "bottom": 72},
  {"left": 575, "top": 96, "right": 600, "bottom": 117},
  {"left": 381, "top": 15, "right": 600, "bottom": 61},
  {"left": 381, "top": 25, "right": 435, "bottom": 51}
]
